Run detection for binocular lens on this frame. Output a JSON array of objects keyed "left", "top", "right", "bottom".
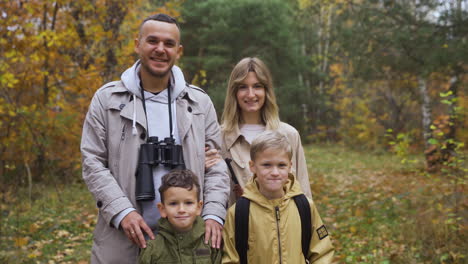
[{"left": 135, "top": 138, "right": 185, "bottom": 201}]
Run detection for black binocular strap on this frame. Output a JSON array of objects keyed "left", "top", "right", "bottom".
[
  {"left": 234, "top": 194, "right": 311, "bottom": 263},
  {"left": 167, "top": 83, "right": 173, "bottom": 139}
]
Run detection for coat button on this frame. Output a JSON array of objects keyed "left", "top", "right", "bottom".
[
  {"left": 187, "top": 106, "right": 192, "bottom": 113},
  {"left": 119, "top": 104, "right": 125, "bottom": 110},
  {"left": 140, "top": 132, "right": 146, "bottom": 140},
  {"left": 97, "top": 201, "right": 103, "bottom": 208}
]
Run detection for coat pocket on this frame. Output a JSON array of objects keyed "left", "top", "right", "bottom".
[{"left": 93, "top": 215, "right": 113, "bottom": 244}]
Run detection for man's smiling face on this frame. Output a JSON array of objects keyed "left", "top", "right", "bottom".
[{"left": 135, "top": 20, "right": 183, "bottom": 79}]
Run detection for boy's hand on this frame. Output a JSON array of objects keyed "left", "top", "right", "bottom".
[
  {"left": 204, "top": 219, "right": 223, "bottom": 249},
  {"left": 121, "top": 211, "right": 155, "bottom": 248},
  {"left": 205, "top": 146, "right": 222, "bottom": 170}
]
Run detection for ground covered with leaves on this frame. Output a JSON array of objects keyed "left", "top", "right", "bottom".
[
  {"left": 308, "top": 144, "right": 467, "bottom": 264},
  {"left": 1, "top": 144, "right": 466, "bottom": 263},
  {"left": 0, "top": 185, "right": 96, "bottom": 263}
]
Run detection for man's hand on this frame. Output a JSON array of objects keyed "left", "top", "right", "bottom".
[
  {"left": 120, "top": 211, "right": 155, "bottom": 248},
  {"left": 205, "top": 146, "right": 222, "bottom": 170},
  {"left": 204, "top": 219, "right": 223, "bottom": 249}
]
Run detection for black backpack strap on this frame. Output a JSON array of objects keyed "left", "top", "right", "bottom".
[
  {"left": 293, "top": 194, "right": 312, "bottom": 261},
  {"left": 235, "top": 197, "right": 250, "bottom": 264}
]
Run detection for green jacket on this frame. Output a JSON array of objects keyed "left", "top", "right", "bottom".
[{"left": 139, "top": 216, "right": 222, "bottom": 264}]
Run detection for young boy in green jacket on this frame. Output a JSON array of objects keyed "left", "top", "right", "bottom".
[{"left": 139, "top": 169, "right": 222, "bottom": 264}]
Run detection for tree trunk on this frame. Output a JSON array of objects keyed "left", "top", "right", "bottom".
[
  {"left": 102, "top": 1, "right": 128, "bottom": 82},
  {"left": 317, "top": 4, "right": 333, "bottom": 95},
  {"left": 418, "top": 76, "right": 432, "bottom": 149},
  {"left": 25, "top": 161, "right": 32, "bottom": 203},
  {"left": 418, "top": 75, "right": 437, "bottom": 171}
]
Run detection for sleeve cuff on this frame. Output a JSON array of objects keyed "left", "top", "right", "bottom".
[
  {"left": 203, "top": 214, "right": 224, "bottom": 225},
  {"left": 111, "top": 208, "right": 136, "bottom": 228}
]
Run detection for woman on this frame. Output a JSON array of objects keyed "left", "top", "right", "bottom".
[{"left": 208, "top": 57, "right": 312, "bottom": 203}]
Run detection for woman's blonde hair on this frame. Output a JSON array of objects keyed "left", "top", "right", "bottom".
[{"left": 221, "top": 57, "right": 280, "bottom": 132}]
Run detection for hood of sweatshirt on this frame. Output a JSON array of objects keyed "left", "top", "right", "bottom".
[
  {"left": 119, "top": 60, "right": 187, "bottom": 137},
  {"left": 121, "top": 60, "right": 186, "bottom": 103}
]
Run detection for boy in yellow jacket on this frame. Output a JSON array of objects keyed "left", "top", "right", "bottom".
[{"left": 222, "top": 130, "right": 334, "bottom": 264}]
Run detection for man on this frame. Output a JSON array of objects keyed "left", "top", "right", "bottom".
[{"left": 81, "top": 14, "right": 229, "bottom": 263}]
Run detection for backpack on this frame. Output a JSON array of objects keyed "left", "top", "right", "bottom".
[{"left": 234, "top": 194, "right": 312, "bottom": 264}]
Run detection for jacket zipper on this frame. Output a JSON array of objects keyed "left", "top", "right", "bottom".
[{"left": 275, "top": 206, "right": 282, "bottom": 264}]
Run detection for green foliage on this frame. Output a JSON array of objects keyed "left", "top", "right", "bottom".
[
  {"left": 2, "top": 0, "right": 467, "bottom": 183},
  {"left": 180, "top": 0, "right": 308, "bottom": 127},
  {"left": 319, "top": 0, "right": 468, "bottom": 153},
  {"left": 386, "top": 129, "right": 418, "bottom": 165},
  {"left": 425, "top": 91, "right": 467, "bottom": 174}
]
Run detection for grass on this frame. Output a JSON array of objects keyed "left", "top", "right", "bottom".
[
  {"left": 0, "top": 183, "right": 96, "bottom": 264},
  {"left": 0, "top": 144, "right": 466, "bottom": 263},
  {"left": 307, "top": 143, "right": 467, "bottom": 264}
]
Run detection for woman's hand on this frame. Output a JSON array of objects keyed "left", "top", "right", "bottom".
[
  {"left": 233, "top": 184, "right": 244, "bottom": 199},
  {"left": 205, "top": 146, "right": 222, "bottom": 169}
]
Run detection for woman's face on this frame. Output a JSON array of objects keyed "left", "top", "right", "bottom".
[{"left": 236, "top": 72, "right": 266, "bottom": 116}]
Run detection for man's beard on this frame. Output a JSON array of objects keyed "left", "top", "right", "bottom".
[{"left": 142, "top": 61, "right": 172, "bottom": 78}]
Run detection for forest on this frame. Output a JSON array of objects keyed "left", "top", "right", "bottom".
[{"left": 0, "top": 0, "right": 466, "bottom": 263}]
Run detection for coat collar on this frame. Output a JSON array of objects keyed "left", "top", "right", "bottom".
[
  {"left": 242, "top": 173, "right": 303, "bottom": 207},
  {"left": 178, "top": 84, "right": 200, "bottom": 104},
  {"left": 157, "top": 216, "right": 205, "bottom": 241},
  {"left": 223, "top": 126, "right": 244, "bottom": 150}
]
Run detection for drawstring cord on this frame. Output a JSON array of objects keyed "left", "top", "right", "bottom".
[{"left": 132, "top": 94, "right": 137, "bottom": 136}]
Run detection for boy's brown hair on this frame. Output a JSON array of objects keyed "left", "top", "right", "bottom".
[
  {"left": 250, "top": 130, "right": 292, "bottom": 161},
  {"left": 158, "top": 169, "right": 201, "bottom": 203}
]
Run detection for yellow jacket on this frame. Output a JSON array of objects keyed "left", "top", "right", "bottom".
[
  {"left": 222, "top": 174, "right": 334, "bottom": 264},
  {"left": 221, "top": 122, "right": 312, "bottom": 205}
]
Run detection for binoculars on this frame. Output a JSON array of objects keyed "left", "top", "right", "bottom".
[{"left": 135, "top": 136, "right": 184, "bottom": 201}]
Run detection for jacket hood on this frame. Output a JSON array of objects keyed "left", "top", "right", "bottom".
[
  {"left": 121, "top": 60, "right": 186, "bottom": 103},
  {"left": 242, "top": 173, "right": 303, "bottom": 208}
]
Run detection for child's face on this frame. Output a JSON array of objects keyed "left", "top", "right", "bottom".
[
  {"left": 249, "top": 148, "right": 291, "bottom": 200},
  {"left": 157, "top": 186, "right": 203, "bottom": 232}
]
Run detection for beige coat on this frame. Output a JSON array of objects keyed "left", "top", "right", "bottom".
[
  {"left": 222, "top": 174, "right": 334, "bottom": 264},
  {"left": 81, "top": 73, "right": 229, "bottom": 263},
  {"left": 221, "top": 122, "right": 312, "bottom": 204}
]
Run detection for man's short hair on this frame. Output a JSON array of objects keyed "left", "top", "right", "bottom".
[
  {"left": 138, "top": 13, "right": 180, "bottom": 38},
  {"left": 250, "top": 130, "right": 292, "bottom": 161},
  {"left": 159, "top": 169, "right": 200, "bottom": 203}
]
